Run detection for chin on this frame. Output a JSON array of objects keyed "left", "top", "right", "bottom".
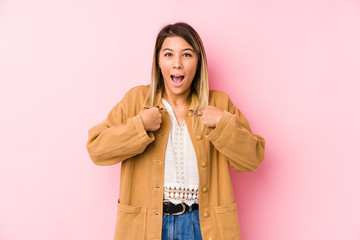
[{"left": 169, "top": 89, "right": 186, "bottom": 96}]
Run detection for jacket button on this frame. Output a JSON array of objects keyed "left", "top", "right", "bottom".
[
  {"left": 200, "top": 161, "right": 207, "bottom": 167},
  {"left": 196, "top": 135, "right": 202, "bottom": 140},
  {"left": 203, "top": 212, "right": 209, "bottom": 218},
  {"left": 202, "top": 187, "right": 208, "bottom": 192}
]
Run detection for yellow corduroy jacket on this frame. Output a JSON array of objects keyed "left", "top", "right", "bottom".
[{"left": 86, "top": 85, "right": 265, "bottom": 240}]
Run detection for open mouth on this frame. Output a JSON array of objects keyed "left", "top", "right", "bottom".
[{"left": 171, "top": 75, "right": 185, "bottom": 86}]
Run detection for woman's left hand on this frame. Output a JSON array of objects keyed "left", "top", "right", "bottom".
[{"left": 195, "top": 106, "right": 224, "bottom": 128}]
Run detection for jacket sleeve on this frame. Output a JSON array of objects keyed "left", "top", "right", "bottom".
[
  {"left": 205, "top": 98, "right": 265, "bottom": 172},
  {"left": 86, "top": 93, "right": 155, "bottom": 166}
]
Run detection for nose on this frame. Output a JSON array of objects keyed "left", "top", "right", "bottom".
[{"left": 173, "top": 55, "right": 183, "bottom": 69}]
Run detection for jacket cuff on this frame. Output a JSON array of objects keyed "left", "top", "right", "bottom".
[
  {"left": 133, "top": 114, "right": 155, "bottom": 144},
  {"left": 205, "top": 111, "right": 232, "bottom": 141}
]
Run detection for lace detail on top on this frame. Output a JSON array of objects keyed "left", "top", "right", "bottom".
[
  {"left": 174, "top": 123, "right": 185, "bottom": 184},
  {"left": 164, "top": 184, "right": 199, "bottom": 206},
  {"left": 162, "top": 98, "right": 199, "bottom": 206}
]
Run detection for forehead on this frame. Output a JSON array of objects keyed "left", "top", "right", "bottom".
[{"left": 161, "top": 36, "right": 194, "bottom": 50}]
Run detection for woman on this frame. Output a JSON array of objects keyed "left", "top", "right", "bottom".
[{"left": 86, "top": 22, "right": 265, "bottom": 240}]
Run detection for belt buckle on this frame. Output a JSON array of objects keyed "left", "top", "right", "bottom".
[
  {"left": 163, "top": 200, "right": 186, "bottom": 215},
  {"left": 173, "top": 202, "right": 186, "bottom": 215}
]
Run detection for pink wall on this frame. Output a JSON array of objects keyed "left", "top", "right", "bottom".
[{"left": 1, "top": 0, "right": 359, "bottom": 239}]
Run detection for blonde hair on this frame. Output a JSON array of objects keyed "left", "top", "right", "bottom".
[{"left": 148, "top": 22, "right": 209, "bottom": 112}]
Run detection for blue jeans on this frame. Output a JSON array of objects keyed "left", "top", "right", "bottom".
[{"left": 162, "top": 209, "right": 203, "bottom": 240}]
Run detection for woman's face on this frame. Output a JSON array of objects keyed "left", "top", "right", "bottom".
[{"left": 158, "top": 36, "right": 198, "bottom": 99}]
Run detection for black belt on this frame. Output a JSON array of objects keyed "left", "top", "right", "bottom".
[{"left": 163, "top": 200, "right": 199, "bottom": 215}]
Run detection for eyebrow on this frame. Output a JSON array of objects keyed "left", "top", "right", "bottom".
[{"left": 162, "top": 48, "right": 194, "bottom": 52}]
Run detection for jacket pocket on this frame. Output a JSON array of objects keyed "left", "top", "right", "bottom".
[
  {"left": 114, "top": 200, "right": 147, "bottom": 240},
  {"left": 214, "top": 202, "right": 241, "bottom": 240}
]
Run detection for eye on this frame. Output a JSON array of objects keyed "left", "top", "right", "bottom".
[
  {"left": 164, "top": 52, "right": 173, "bottom": 57},
  {"left": 183, "top": 53, "right": 192, "bottom": 57}
]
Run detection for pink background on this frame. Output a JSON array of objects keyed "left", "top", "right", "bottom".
[{"left": 1, "top": 0, "right": 360, "bottom": 239}]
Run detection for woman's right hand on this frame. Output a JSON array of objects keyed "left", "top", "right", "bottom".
[{"left": 139, "top": 107, "right": 162, "bottom": 131}]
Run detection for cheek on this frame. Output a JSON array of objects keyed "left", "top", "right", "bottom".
[
  {"left": 159, "top": 67, "right": 170, "bottom": 80},
  {"left": 159, "top": 61, "right": 170, "bottom": 72},
  {"left": 188, "top": 61, "right": 198, "bottom": 75}
]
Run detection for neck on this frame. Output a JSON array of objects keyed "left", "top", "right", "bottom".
[{"left": 163, "top": 89, "right": 191, "bottom": 107}]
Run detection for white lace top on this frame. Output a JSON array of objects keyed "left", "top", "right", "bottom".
[{"left": 162, "top": 98, "right": 199, "bottom": 206}]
